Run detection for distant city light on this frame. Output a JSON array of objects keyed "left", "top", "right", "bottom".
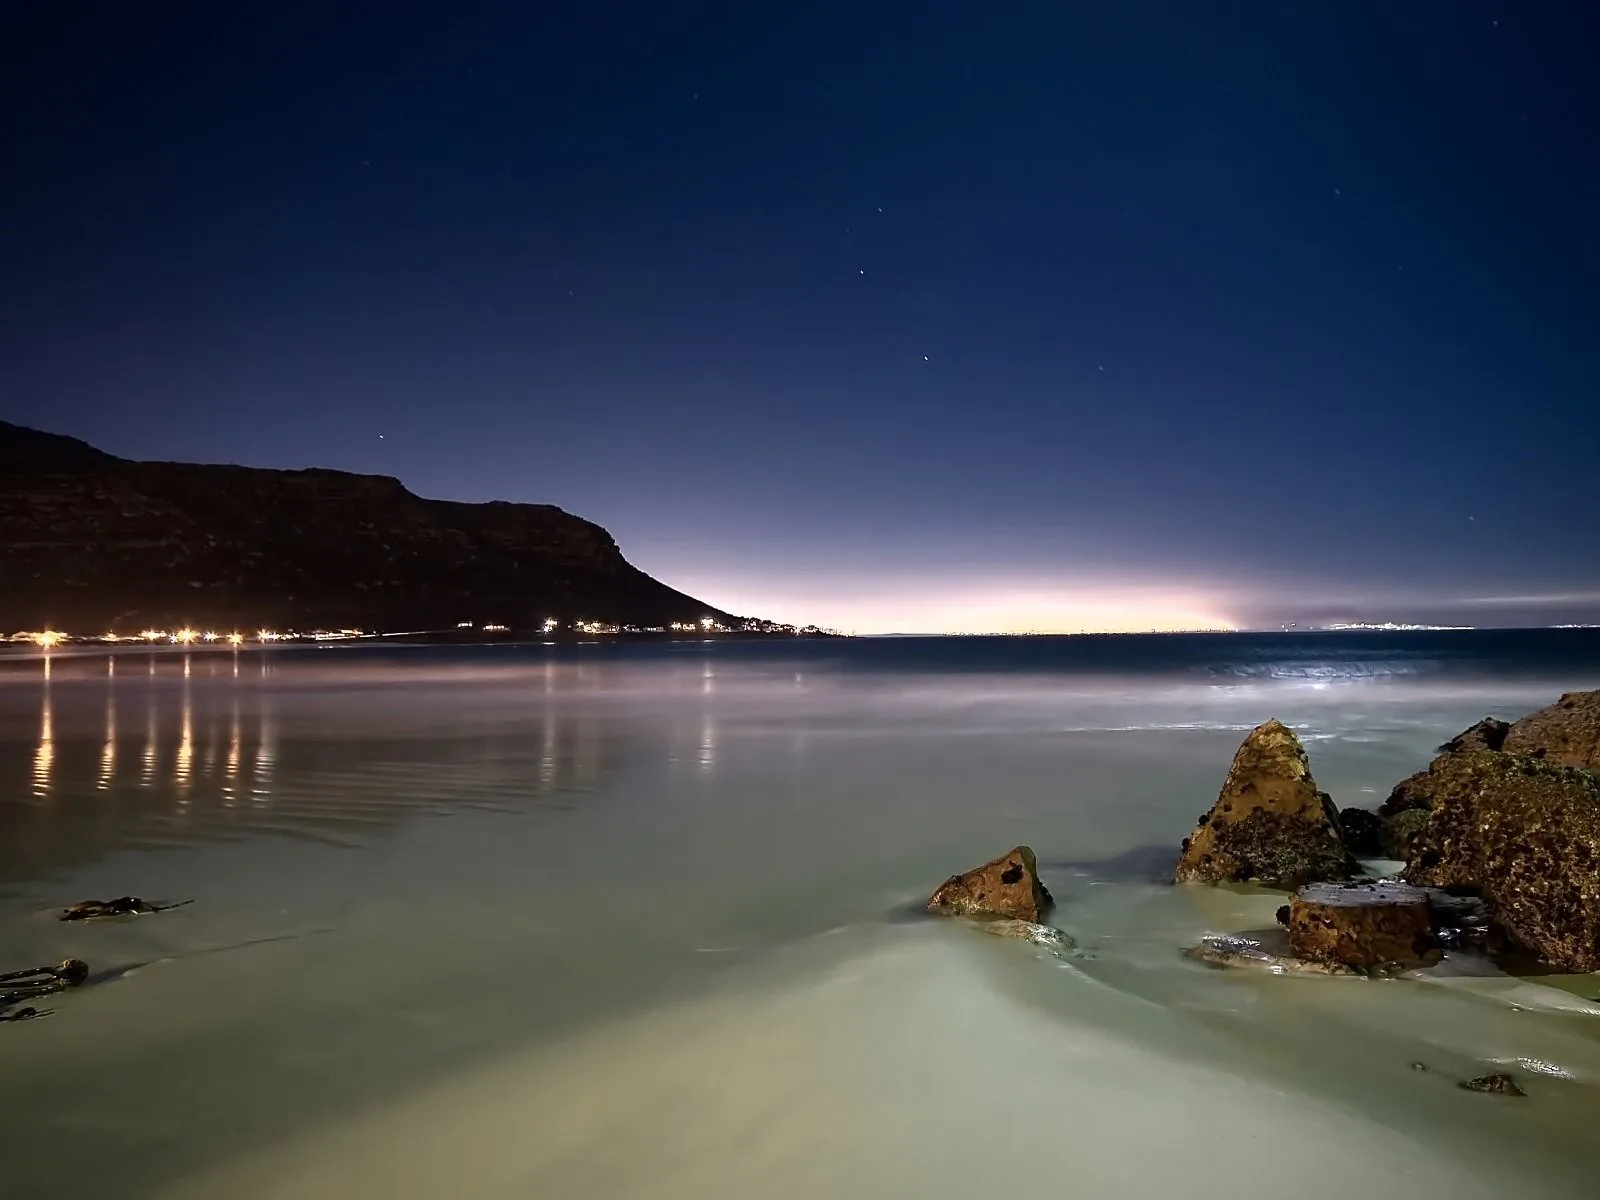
[
  {"left": 257, "top": 629, "right": 280, "bottom": 642},
  {"left": 202, "top": 631, "right": 219, "bottom": 642},
  {"left": 141, "top": 629, "right": 165, "bottom": 641},
  {"left": 173, "top": 628, "right": 199, "bottom": 644},
  {"left": 29, "top": 630, "right": 63, "bottom": 649},
  {"left": 227, "top": 632, "right": 245, "bottom": 646}
]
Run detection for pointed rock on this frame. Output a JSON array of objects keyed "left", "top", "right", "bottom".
[
  {"left": 926, "top": 846, "right": 1052, "bottom": 922},
  {"left": 1174, "top": 719, "right": 1355, "bottom": 888}
]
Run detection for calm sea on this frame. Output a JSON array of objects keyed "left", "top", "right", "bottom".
[{"left": 2, "top": 631, "right": 1598, "bottom": 1198}]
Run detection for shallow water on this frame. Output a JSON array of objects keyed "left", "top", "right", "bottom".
[{"left": 1, "top": 636, "right": 1598, "bottom": 1197}]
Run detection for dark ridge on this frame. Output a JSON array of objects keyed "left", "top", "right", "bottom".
[{"left": 0, "top": 421, "right": 740, "bottom": 633}]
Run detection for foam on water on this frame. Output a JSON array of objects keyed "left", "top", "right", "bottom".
[{"left": 158, "top": 926, "right": 1588, "bottom": 1200}]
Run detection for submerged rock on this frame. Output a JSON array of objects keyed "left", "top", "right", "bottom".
[
  {"left": 1338, "top": 808, "right": 1384, "bottom": 857},
  {"left": 1502, "top": 690, "right": 1600, "bottom": 768},
  {"left": 1174, "top": 719, "right": 1356, "bottom": 889},
  {"left": 59, "top": 896, "right": 186, "bottom": 921},
  {"left": 1404, "top": 750, "right": 1600, "bottom": 973},
  {"left": 1458, "top": 1073, "right": 1525, "bottom": 1097},
  {"left": 926, "top": 846, "right": 1052, "bottom": 922},
  {"left": 1184, "top": 932, "right": 1357, "bottom": 976},
  {"left": 973, "top": 919, "right": 1076, "bottom": 957},
  {"left": 1286, "top": 881, "right": 1437, "bottom": 970}
]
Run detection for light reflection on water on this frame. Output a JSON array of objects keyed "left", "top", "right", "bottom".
[
  {"left": 0, "top": 652, "right": 637, "bottom": 885},
  {"left": 0, "top": 640, "right": 1598, "bottom": 1198}
]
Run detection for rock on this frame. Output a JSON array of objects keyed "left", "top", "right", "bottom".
[
  {"left": 1339, "top": 807, "right": 1384, "bottom": 857},
  {"left": 1184, "top": 932, "right": 1357, "bottom": 976},
  {"left": 1458, "top": 1073, "right": 1525, "bottom": 1097},
  {"left": 1424, "top": 889, "right": 1498, "bottom": 953},
  {"left": 61, "top": 896, "right": 156, "bottom": 921},
  {"left": 1404, "top": 750, "right": 1600, "bottom": 972},
  {"left": 1378, "top": 768, "right": 1435, "bottom": 819},
  {"left": 1174, "top": 719, "right": 1356, "bottom": 889},
  {"left": 1379, "top": 808, "right": 1430, "bottom": 860},
  {"left": 926, "top": 846, "right": 1053, "bottom": 922},
  {"left": 1502, "top": 691, "right": 1600, "bottom": 768},
  {"left": 974, "top": 919, "right": 1076, "bottom": 956},
  {"left": 1437, "top": 717, "right": 1511, "bottom": 756},
  {"left": 1286, "top": 881, "right": 1437, "bottom": 969},
  {"left": 1381, "top": 717, "right": 1512, "bottom": 820}
]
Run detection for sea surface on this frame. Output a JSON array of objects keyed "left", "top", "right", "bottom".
[{"left": 2, "top": 631, "right": 1600, "bottom": 1198}]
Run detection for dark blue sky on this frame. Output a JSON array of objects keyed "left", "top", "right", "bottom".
[{"left": 3, "top": 2, "right": 1597, "bottom": 631}]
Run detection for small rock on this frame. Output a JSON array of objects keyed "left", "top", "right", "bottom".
[
  {"left": 1458, "top": 1073, "right": 1525, "bottom": 1097},
  {"left": 1286, "top": 880, "right": 1437, "bottom": 970},
  {"left": 927, "top": 846, "right": 1053, "bottom": 922},
  {"left": 1174, "top": 719, "right": 1356, "bottom": 888},
  {"left": 1410, "top": 1061, "right": 1428, "bottom": 1072}
]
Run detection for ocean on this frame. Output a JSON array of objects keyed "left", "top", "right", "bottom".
[{"left": 2, "top": 631, "right": 1598, "bottom": 1198}]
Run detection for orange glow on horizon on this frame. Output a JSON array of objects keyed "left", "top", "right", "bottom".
[{"left": 679, "top": 581, "right": 1240, "bottom": 636}]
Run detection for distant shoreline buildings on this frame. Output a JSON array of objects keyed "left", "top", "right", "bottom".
[{"left": 3, "top": 616, "right": 842, "bottom": 650}]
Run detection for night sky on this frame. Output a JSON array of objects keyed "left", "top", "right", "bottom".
[{"left": 3, "top": 2, "right": 1597, "bottom": 633}]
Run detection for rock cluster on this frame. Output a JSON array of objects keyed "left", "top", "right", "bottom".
[{"left": 1177, "top": 689, "right": 1600, "bottom": 975}]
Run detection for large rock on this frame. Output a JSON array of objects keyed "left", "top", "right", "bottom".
[
  {"left": 1379, "top": 717, "right": 1510, "bottom": 819},
  {"left": 1403, "top": 750, "right": 1600, "bottom": 972},
  {"left": 926, "top": 846, "right": 1052, "bottom": 922},
  {"left": 1174, "top": 719, "right": 1356, "bottom": 888},
  {"left": 1502, "top": 691, "right": 1600, "bottom": 768}
]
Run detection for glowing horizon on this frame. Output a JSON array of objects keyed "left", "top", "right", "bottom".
[{"left": 685, "top": 579, "right": 1242, "bottom": 636}]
